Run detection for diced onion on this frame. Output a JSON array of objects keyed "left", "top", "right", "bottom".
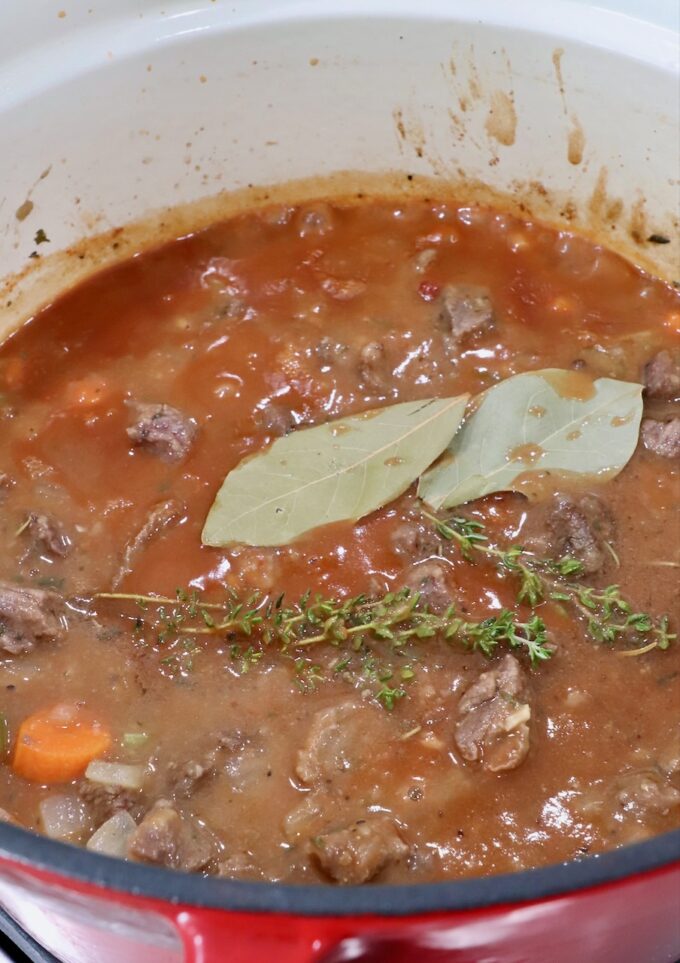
[
  {"left": 86, "top": 810, "right": 137, "bottom": 857},
  {"left": 39, "top": 794, "right": 90, "bottom": 839},
  {"left": 502, "top": 703, "right": 531, "bottom": 732},
  {"left": 85, "top": 760, "right": 145, "bottom": 790}
]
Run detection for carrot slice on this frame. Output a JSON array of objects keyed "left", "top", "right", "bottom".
[{"left": 13, "top": 703, "right": 111, "bottom": 784}]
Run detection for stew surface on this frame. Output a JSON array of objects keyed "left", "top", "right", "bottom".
[{"left": 0, "top": 198, "right": 678, "bottom": 884}]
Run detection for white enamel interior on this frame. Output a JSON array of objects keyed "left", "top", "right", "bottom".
[{"left": 0, "top": 0, "right": 677, "bottom": 333}]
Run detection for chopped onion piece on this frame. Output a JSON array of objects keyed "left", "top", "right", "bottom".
[
  {"left": 86, "top": 810, "right": 137, "bottom": 857},
  {"left": 85, "top": 760, "right": 145, "bottom": 790},
  {"left": 39, "top": 794, "right": 90, "bottom": 839},
  {"left": 502, "top": 703, "right": 532, "bottom": 732}
]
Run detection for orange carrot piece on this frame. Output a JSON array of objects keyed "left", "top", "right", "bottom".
[{"left": 13, "top": 703, "right": 111, "bottom": 784}]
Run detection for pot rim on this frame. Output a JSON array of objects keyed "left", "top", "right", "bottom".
[
  {"left": 0, "top": 822, "right": 678, "bottom": 916},
  {"left": 0, "top": 0, "right": 678, "bottom": 924}
]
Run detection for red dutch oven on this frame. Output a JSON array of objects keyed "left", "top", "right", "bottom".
[
  {"left": 0, "top": 1, "right": 678, "bottom": 960},
  {"left": 0, "top": 821, "right": 678, "bottom": 961}
]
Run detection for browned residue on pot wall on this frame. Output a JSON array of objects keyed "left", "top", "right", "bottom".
[
  {"left": 485, "top": 90, "right": 517, "bottom": 146},
  {"left": 588, "top": 168, "right": 623, "bottom": 226},
  {"left": 628, "top": 196, "right": 648, "bottom": 244},
  {"left": 553, "top": 47, "right": 587, "bottom": 167},
  {"left": 568, "top": 119, "right": 585, "bottom": 166},
  {"left": 392, "top": 108, "right": 426, "bottom": 159},
  {"left": 393, "top": 108, "right": 406, "bottom": 144}
]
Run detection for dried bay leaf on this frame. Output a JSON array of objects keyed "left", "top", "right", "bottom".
[
  {"left": 203, "top": 395, "right": 469, "bottom": 547},
  {"left": 418, "top": 369, "right": 643, "bottom": 511}
]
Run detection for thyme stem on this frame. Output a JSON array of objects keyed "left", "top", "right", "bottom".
[{"left": 428, "top": 513, "right": 675, "bottom": 653}]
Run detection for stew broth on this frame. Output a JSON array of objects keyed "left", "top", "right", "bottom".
[{"left": 0, "top": 198, "right": 678, "bottom": 883}]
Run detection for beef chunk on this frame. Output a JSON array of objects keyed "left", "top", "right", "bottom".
[
  {"left": 438, "top": 284, "right": 494, "bottom": 345},
  {"left": 548, "top": 493, "right": 614, "bottom": 574},
  {"left": 614, "top": 769, "right": 680, "bottom": 818},
  {"left": 79, "top": 782, "right": 138, "bottom": 825},
  {"left": 296, "top": 704, "right": 361, "bottom": 785},
  {"left": 126, "top": 402, "right": 197, "bottom": 461},
  {"left": 296, "top": 703, "right": 391, "bottom": 786},
  {"left": 127, "top": 801, "right": 215, "bottom": 871},
  {"left": 315, "top": 337, "right": 349, "bottom": 368},
  {"left": 168, "top": 731, "right": 247, "bottom": 798},
  {"left": 253, "top": 403, "right": 297, "bottom": 437},
  {"left": 312, "top": 815, "right": 408, "bottom": 884},
  {"left": 113, "top": 499, "right": 184, "bottom": 588},
  {"left": 391, "top": 519, "right": 441, "bottom": 561},
  {"left": 358, "top": 341, "right": 389, "bottom": 392},
  {"left": 643, "top": 350, "right": 680, "bottom": 400},
  {"left": 403, "top": 560, "right": 452, "bottom": 613},
  {"left": 0, "top": 583, "right": 64, "bottom": 655},
  {"left": 455, "top": 654, "right": 531, "bottom": 773},
  {"left": 641, "top": 418, "right": 680, "bottom": 459},
  {"left": 23, "top": 513, "right": 71, "bottom": 557}
]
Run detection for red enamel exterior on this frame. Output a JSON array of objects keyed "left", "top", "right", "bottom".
[{"left": 0, "top": 842, "right": 678, "bottom": 962}]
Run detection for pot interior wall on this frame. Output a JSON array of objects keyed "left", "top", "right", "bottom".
[{"left": 0, "top": 0, "right": 678, "bottom": 338}]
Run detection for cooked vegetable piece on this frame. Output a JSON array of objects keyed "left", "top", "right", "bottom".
[
  {"left": 13, "top": 704, "right": 112, "bottom": 784},
  {"left": 39, "top": 793, "right": 90, "bottom": 839},
  {"left": 85, "top": 760, "right": 145, "bottom": 790},
  {"left": 87, "top": 811, "right": 137, "bottom": 857}
]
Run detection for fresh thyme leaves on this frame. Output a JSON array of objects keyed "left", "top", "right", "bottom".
[
  {"left": 427, "top": 513, "right": 675, "bottom": 655},
  {"left": 93, "top": 585, "right": 552, "bottom": 708}
]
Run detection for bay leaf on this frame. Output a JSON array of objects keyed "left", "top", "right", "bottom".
[
  {"left": 418, "top": 369, "right": 643, "bottom": 511},
  {"left": 202, "top": 395, "right": 469, "bottom": 547}
]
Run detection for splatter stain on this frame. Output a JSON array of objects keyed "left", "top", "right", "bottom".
[
  {"left": 552, "top": 48, "right": 565, "bottom": 96},
  {"left": 15, "top": 200, "right": 33, "bottom": 221},
  {"left": 552, "top": 48, "right": 587, "bottom": 168},
  {"left": 485, "top": 91, "right": 517, "bottom": 147},
  {"left": 568, "top": 117, "right": 585, "bottom": 165},
  {"left": 393, "top": 108, "right": 406, "bottom": 142}
]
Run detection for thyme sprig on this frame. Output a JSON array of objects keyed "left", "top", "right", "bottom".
[
  {"left": 93, "top": 585, "right": 552, "bottom": 707},
  {"left": 95, "top": 586, "right": 550, "bottom": 662},
  {"left": 427, "top": 513, "right": 675, "bottom": 654}
]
